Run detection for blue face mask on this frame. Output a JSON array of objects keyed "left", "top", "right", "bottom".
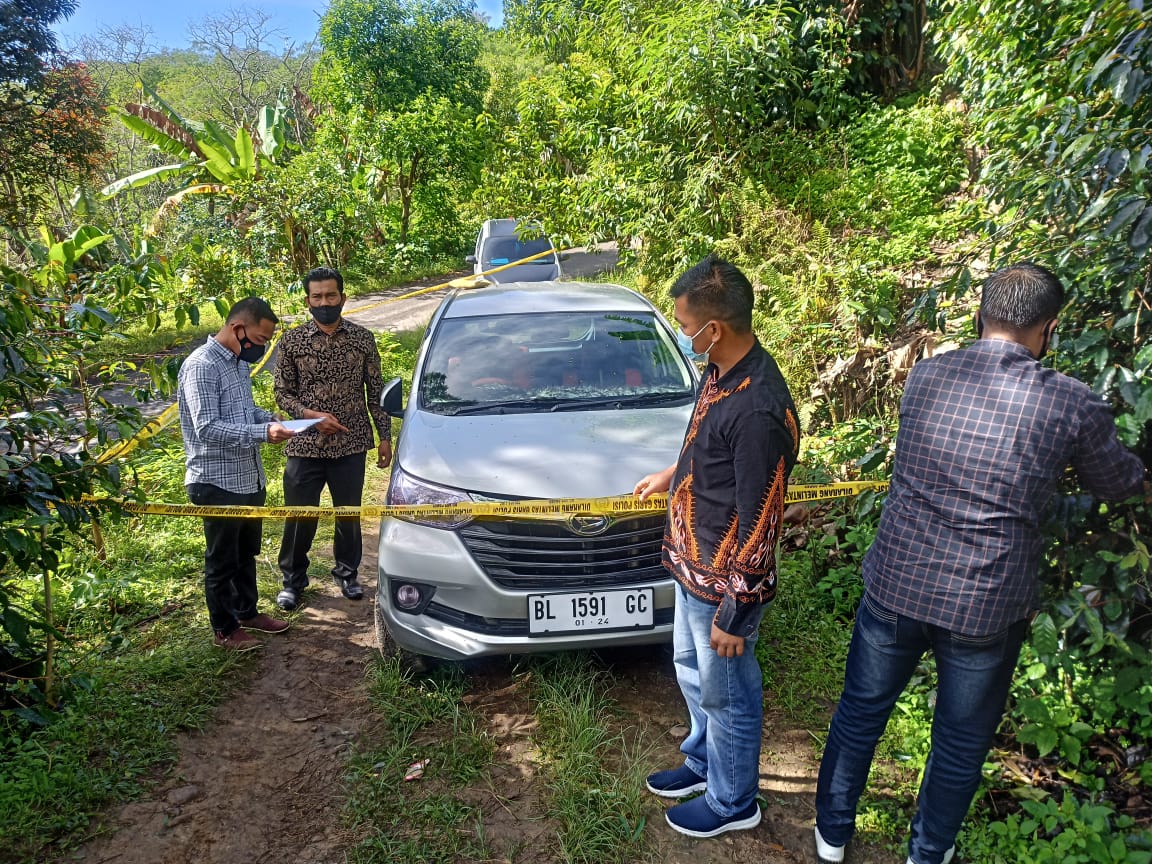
[{"left": 676, "top": 321, "right": 714, "bottom": 362}]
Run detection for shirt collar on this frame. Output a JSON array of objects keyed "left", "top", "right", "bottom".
[
  {"left": 707, "top": 338, "right": 763, "bottom": 385},
  {"left": 306, "top": 317, "right": 347, "bottom": 336},
  {"left": 206, "top": 335, "right": 236, "bottom": 362},
  {"left": 970, "top": 337, "right": 1037, "bottom": 360}
]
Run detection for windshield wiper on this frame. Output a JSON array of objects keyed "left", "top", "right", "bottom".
[
  {"left": 446, "top": 399, "right": 553, "bottom": 416},
  {"left": 548, "top": 392, "right": 694, "bottom": 412}
]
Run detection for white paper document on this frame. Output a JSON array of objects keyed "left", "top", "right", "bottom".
[{"left": 282, "top": 418, "right": 323, "bottom": 432}]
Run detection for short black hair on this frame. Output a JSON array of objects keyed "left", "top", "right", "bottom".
[
  {"left": 304, "top": 266, "right": 344, "bottom": 294},
  {"left": 669, "top": 254, "right": 754, "bottom": 333},
  {"left": 980, "top": 262, "right": 1064, "bottom": 330},
  {"left": 226, "top": 296, "right": 279, "bottom": 326}
]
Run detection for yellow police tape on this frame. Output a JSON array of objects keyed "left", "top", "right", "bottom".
[
  {"left": 94, "top": 248, "right": 559, "bottom": 464},
  {"left": 87, "top": 481, "right": 888, "bottom": 520}
]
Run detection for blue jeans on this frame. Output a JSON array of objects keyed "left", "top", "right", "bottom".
[
  {"left": 815, "top": 593, "right": 1027, "bottom": 864},
  {"left": 674, "top": 583, "right": 765, "bottom": 817}
]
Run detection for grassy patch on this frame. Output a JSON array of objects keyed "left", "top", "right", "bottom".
[
  {"left": 346, "top": 652, "right": 653, "bottom": 864},
  {"left": 0, "top": 494, "right": 262, "bottom": 863},
  {"left": 0, "top": 611, "right": 257, "bottom": 864},
  {"left": 759, "top": 564, "right": 852, "bottom": 727},
  {"left": 524, "top": 653, "right": 649, "bottom": 864},
  {"left": 344, "top": 258, "right": 469, "bottom": 298},
  {"left": 343, "top": 660, "right": 493, "bottom": 864},
  {"left": 375, "top": 327, "right": 424, "bottom": 384},
  {"left": 0, "top": 418, "right": 303, "bottom": 863}
]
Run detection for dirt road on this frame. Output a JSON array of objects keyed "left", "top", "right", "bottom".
[{"left": 73, "top": 529, "right": 899, "bottom": 864}]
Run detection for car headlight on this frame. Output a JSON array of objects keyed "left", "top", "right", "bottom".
[{"left": 386, "top": 466, "right": 473, "bottom": 529}]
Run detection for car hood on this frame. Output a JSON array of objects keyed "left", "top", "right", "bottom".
[
  {"left": 396, "top": 405, "right": 691, "bottom": 499},
  {"left": 483, "top": 263, "right": 560, "bottom": 284}
]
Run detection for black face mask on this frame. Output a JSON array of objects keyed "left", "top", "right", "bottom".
[
  {"left": 236, "top": 326, "right": 266, "bottom": 364},
  {"left": 310, "top": 303, "right": 343, "bottom": 326}
]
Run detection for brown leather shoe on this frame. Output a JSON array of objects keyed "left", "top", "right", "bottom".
[
  {"left": 239, "top": 613, "right": 290, "bottom": 634},
  {"left": 213, "top": 628, "right": 263, "bottom": 651}
]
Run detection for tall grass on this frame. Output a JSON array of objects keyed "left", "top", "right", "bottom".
[
  {"left": 343, "top": 660, "right": 493, "bottom": 864},
  {"left": 525, "top": 654, "right": 649, "bottom": 864}
]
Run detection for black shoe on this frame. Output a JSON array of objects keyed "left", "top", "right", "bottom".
[
  {"left": 276, "top": 588, "right": 300, "bottom": 611},
  {"left": 337, "top": 576, "right": 364, "bottom": 600}
]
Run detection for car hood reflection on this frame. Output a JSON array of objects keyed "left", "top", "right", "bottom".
[{"left": 396, "top": 406, "right": 692, "bottom": 499}]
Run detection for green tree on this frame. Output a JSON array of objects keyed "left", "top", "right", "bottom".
[
  {"left": 316, "top": 0, "right": 488, "bottom": 114},
  {"left": 313, "top": 0, "right": 489, "bottom": 251},
  {"left": 935, "top": 6, "right": 1152, "bottom": 826},
  {"left": 249, "top": 118, "right": 383, "bottom": 271},
  {"left": 99, "top": 84, "right": 296, "bottom": 231},
  {"left": 0, "top": 0, "right": 108, "bottom": 243},
  {"left": 483, "top": 0, "right": 866, "bottom": 270},
  {"left": 0, "top": 227, "right": 170, "bottom": 705},
  {"left": 350, "top": 95, "right": 484, "bottom": 243}
]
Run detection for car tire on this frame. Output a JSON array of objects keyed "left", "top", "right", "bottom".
[{"left": 373, "top": 595, "right": 432, "bottom": 675}]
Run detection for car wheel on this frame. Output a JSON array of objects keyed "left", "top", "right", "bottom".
[{"left": 373, "top": 596, "right": 432, "bottom": 674}]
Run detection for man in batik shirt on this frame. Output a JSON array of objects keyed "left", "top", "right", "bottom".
[
  {"left": 636, "top": 255, "right": 799, "bottom": 838},
  {"left": 274, "top": 267, "right": 393, "bottom": 611}
]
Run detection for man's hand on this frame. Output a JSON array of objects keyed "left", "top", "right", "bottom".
[
  {"left": 634, "top": 464, "right": 677, "bottom": 501},
  {"left": 307, "top": 411, "right": 348, "bottom": 435},
  {"left": 710, "top": 624, "right": 745, "bottom": 658},
  {"left": 377, "top": 439, "right": 393, "bottom": 469},
  {"left": 267, "top": 422, "right": 295, "bottom": 444}
]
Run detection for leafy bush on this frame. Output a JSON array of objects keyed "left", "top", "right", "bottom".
[{"left": 961, "top": 795, "right": 1152, "bottom": 864}]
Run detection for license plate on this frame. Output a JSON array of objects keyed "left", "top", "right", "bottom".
[{"left": 528, "top": 588, "right": 655, "bottom": 635}]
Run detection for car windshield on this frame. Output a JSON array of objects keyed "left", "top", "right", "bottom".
[
  {"left": 482, "top": 236, "right": 554, "bottom": 266},
  {"left": 419, "top": 311, "right": 695, "bottom": 415}
]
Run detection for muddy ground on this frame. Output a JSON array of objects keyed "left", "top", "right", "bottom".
[{"left": 71, "top": 518, "right": 902, "bottom": 864}]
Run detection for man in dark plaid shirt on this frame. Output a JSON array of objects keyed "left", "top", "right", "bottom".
[{"left": 814, "top": 263, "right": 1149, "bottom": 864}]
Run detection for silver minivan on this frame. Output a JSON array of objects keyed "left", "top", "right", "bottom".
[
  {"left": 464, "top": 218, "right": 562, "bottom": 284},
  {"left": 376, "top": 281, "right": 697, "bottom": 664}
]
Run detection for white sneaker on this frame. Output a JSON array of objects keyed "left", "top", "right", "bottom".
[
  {"left": 906, "top": 847, "right": 955, "bottom": 864},
  {"left": 814, "top": 826, "right": 845, "bottom": 863}
]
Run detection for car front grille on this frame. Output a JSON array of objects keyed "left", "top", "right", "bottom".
[{"left": 458, "top": 514, "right": 667, "bottom": 590}]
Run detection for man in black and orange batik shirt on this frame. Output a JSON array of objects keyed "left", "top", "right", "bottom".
[{"left": 635, "top": 255, "right": 800, "bottom": 839}]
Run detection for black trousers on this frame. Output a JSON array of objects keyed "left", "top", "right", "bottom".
[
  {"left": 278, "top": 452, "right": 367, "bottom": 590},
  {"left": 187, "top": 483, "right": 266, "bottom": 636}
]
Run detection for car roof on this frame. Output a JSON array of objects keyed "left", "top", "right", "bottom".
[
  {"left": 480, "top": 218, "right": 521, "bottom": 237},
  {"left": 441, "top": 281, "right": 657, "bottom": 318}
]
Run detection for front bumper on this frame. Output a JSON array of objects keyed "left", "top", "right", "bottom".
[{"left": 376, "top": 516, "right": 675, "bottom": 661}]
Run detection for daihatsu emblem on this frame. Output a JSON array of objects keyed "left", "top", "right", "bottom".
[{"left": 568, "top": 515, "right": 611, "bottom": 536}]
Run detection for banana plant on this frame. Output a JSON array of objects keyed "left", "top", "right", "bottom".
[{"left": 100, "top": 83, "right": 293, "bottom": 203}]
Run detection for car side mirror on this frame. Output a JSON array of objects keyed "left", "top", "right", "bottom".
[
  {"left": 381, "top": 377, "right": 405, "bottom": 417},
  {"left": 465, "top": 254, "right": 476, "bottom": 265}
]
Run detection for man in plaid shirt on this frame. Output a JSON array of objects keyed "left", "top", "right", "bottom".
[
  {"left": 814, "top": 263, "right": 1149, "bottom": 864},
  {"left": 177, "top": 297, "right": 296, "bottom": 651}
]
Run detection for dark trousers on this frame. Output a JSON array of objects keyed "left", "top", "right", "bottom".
[
  {"left": 278, "top": 453, "right": 366, "bottom": 590},
  {"left": 187, "top": 483, "right": 266, "bottom": 637}
]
